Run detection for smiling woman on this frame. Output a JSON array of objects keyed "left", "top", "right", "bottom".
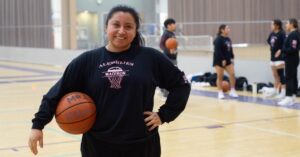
[
  {"left": 105, "top": 5, "right": 144, "bottom": 52},
  {"left": 28, "top": 4, "right": 190, "bottom": 157},
  {"left": 105, "top": 12, "right": 136, "bottom": 52}
]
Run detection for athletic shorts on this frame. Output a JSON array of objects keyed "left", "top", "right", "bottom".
[
  {"left": 213, "top": 58, "right": 232, "bottom": 68},
  {"left": 270, "top": 61, "right": 285, "bottom": 67}
]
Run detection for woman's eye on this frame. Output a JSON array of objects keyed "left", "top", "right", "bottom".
[
  {"left": 112, "top": 23, "right": 120, "bottom": 27},
  {"left": 125, "top": 25, "right": 132, "bottom": 29}
]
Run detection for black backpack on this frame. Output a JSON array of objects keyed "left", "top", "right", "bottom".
[
  {"left": 191, "top": 72, "right": 212, "bottom": 83},
  {"left": 208, "top": 73, "right": 229, "bottom": 87},
  {"left": 235, "top": 77, "right": 248, "bottom": 91}
]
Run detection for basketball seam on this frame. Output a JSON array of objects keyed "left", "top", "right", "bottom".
[
  {"left": 55, "top": 101, "right": 94, "bottom": 117},
  {"left": 56, "top": 111, "right": 96, "bottom": 124}
]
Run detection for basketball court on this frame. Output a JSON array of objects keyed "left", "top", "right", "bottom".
[{"left": 0, "top": 60, "right": 300, "bottom": 157}]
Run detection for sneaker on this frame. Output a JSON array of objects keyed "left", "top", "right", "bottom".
[
  {"left": 275, "top": 93, "right": 285, "bottom": 100},
  {"left": 229, "top": 90, "right": 238, "bottom": 98},
  {"left": 218, "top": 92, "right": 225, "bottom": 99},
  {"left": 292, "top": 95, "right": 297, "bottom": 101},
  {"left": 264, "top": 91, "right": 277, "bottom": 97},
  {"left": 278, "top": 97, "right": 295, "bottom": 106}
]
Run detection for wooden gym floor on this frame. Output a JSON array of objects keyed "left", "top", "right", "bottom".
[{"left": 0, "top": 60, "right": 300, "bottom": 157}]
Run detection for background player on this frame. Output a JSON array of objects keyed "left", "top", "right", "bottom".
[
  {"left": 278, "top": 18, "right": 300, "bottom": 106},
  {"left": 267, "top": 19, "right": 286, "bottom": 99},
  {"left": 213, "top": 24, "right": 238, "bottom": 99},
  {"left": 159, "top": 18, "right": 178, "bottom": 99}
]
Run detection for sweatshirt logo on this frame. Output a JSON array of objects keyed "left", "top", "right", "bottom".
[
  {"left": 225, "top": 41, "right": 231, "bottom": 51},
  {"left": 292, "top": 40, "right": 297, "bottom": 49},
  {"left": 103, "top": 66, "right": 128, "bottom": 89},
  {"left": 270, "top": 36, "right": 277, "bottom": 47}
]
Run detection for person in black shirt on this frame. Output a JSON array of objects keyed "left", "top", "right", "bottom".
[
  {"left": 278, "top": 18, "right": 300, "bottom": 106},
  {"left": 28, "top": 5, "right": 191, "bottom": 157},
  {"left": 159, "top": 18, "right": 178, "bottom": 98},
  {"left": 160, "top": 18, "right": 177, "bottom": 65},
  {"left": 213, "top": 24, "right": 238, "bottom": 99},
  {"left": 267, "top": 19, "right": 286, "bottom": 99}
]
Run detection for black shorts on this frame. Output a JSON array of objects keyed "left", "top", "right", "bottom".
[
  {"left": 213, "top": 58, "right": 232, "bottom": 67},
  {"left": 81, "top": 133, "right": 161, "bottom": 157}
]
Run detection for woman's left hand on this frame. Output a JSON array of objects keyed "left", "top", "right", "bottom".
[
  {"left": 144, "top": 111, "right": 162, "bottom": 131},
  {"left": 275, "top": 50, "right": 281, "bottom": 58}
]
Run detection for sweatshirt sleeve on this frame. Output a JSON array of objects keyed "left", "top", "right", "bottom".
[
  {"left": 159, "top": 33, "right": 167, "bottom": 51},
  {"left": 283, "top": 32, "right": 300, "bottom": 55},
  {"left": 278, "top": 32, "right": 285, "bottom": 50},
  {"left": 154, "top": 52, "right": 191, "bottom": 123},
  {"left": 229, "top": 39, "right": 234, "bottom": 59},
  {"left": 31, "top": 54, "right": 86, "bottom": 130},
  {"left": 267, "top": 33, "right": 271, "bottom": 45},
  {"left": 214, "top": 37, "right": 226, "bottom": 61}
]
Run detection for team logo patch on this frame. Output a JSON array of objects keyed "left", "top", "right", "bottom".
[
  {"left": 225, "top": 41, "right": 231, "bottom": 51},
  {"left": 103, "top": 66, "right": 128, "bottom": 89},
  {"left": 292, "top": 40, "right": 297, "bottom": 49},
  {"left": 270, "top": 36, "right": 277, "bottom": 47}
]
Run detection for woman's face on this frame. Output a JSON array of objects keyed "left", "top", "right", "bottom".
[
  {"left": 285, "top": 21, "right": 292, "bottom": 32},
  {"left": 106, "top": 12, "right": 137, "bottom": 52},
  {"left": 271, "top": 22, "right": 276, "bottom": 31},
  {"left": 222, "top": 26, "right": 230, "bottom": 36}
]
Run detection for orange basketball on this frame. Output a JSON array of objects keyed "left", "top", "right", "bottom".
[
  {"left": 55, "top": 92, "right": 96, "bottom": 134},
  {"left": 221, "top": 81, "right": 230, "bottom": 93},
  {"left": 165, "top": 38, "right": 178, "bottom": 49}
]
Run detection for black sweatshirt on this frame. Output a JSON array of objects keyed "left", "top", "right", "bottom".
[
  {"left": 267, "top": 30, "right": 285, "bottom": 61},
  {"left": 159, "top": 30, "right": 177, "bottom": 60},
  {"left": 282, "top": 30, "right": 300, "bottom": 60},
  {"left": 213, "top": 35, "right": 234, "bottom": 62},
  {"left": 31, "top": 46, "right": 191, "bottom": 144}
]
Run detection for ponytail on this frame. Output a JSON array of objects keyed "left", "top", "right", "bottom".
[{"left": 217, "top": 24, "right": 227, "bottom": 36}]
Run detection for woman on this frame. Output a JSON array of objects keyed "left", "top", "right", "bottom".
[
  {"left": 213, "top": 24, "right": 238, "bottom": 99},
  {"left": 28, "top": 5, "right": 191, "bottom": 157},
  {"left": 278, "top": 18, "right": 300, "bottom": 106},
  {"left": 267, "top": 19, "right": 286, "bottom": 99}
]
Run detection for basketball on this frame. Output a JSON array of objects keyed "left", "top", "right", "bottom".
[
  {"left": 165, "top": 38, "right": 178, "bottom": 49},
  {"left": 221, "top": 81, "right": 230, "bottom": 93},
  {"left": 55, "top": 92, "right": 96, "bottom": 134}
]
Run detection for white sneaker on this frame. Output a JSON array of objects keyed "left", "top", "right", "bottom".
[
  {"left": 278, "top": 97, "right": 295, "bottom": 106},
  {"left": 292, "top": 95, "right": 297, "bottom": 101},
  {"left": 218, "top": 92, "right": 225, "bottom": 99},
  {"left": 275, "top": 93, "right": 285, "bottom": 100},
  {"left": 264, "top": 91, "right": 277, "bottom": 97},
  {"left": 229, "top": 90, "right": 238, "bottom": 98}
]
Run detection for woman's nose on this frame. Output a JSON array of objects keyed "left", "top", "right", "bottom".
[{"left": 118, "top": 27, "right": 126, "bottom": 34}]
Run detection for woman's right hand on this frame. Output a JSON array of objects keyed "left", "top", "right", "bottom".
[
  {"left": 275, "top": 50, "right": 281, "bottom": 58},
  {"left": 170, "top": 49, "right": 177, "bottom": 54},
  {"left": 222, "top": 60, "right": 227, "bottom": 67},
  {"left": 28, "top": 129, "right": 43, "bottom": 155}
]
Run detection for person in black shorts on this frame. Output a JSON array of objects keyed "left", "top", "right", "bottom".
[
  {"left": 267, "top": 19, "right": 286, "bottom": 99},
  {"left": 28, "top": 5, "right": 191, "bottom": 157},
  {"left": 213, "top": 24, "right": 238, "bottom": 99},
  {"left": 278, "top": 18, "right": 300, "bottom": 106}
]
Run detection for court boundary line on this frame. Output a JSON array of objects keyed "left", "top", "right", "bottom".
[{"left": 191, "top": 89, "right": 300, "bottom": 110}]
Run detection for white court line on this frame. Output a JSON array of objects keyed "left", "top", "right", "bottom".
[{"left": 182, "top": 113, "right": 300, "bottom": 139}]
